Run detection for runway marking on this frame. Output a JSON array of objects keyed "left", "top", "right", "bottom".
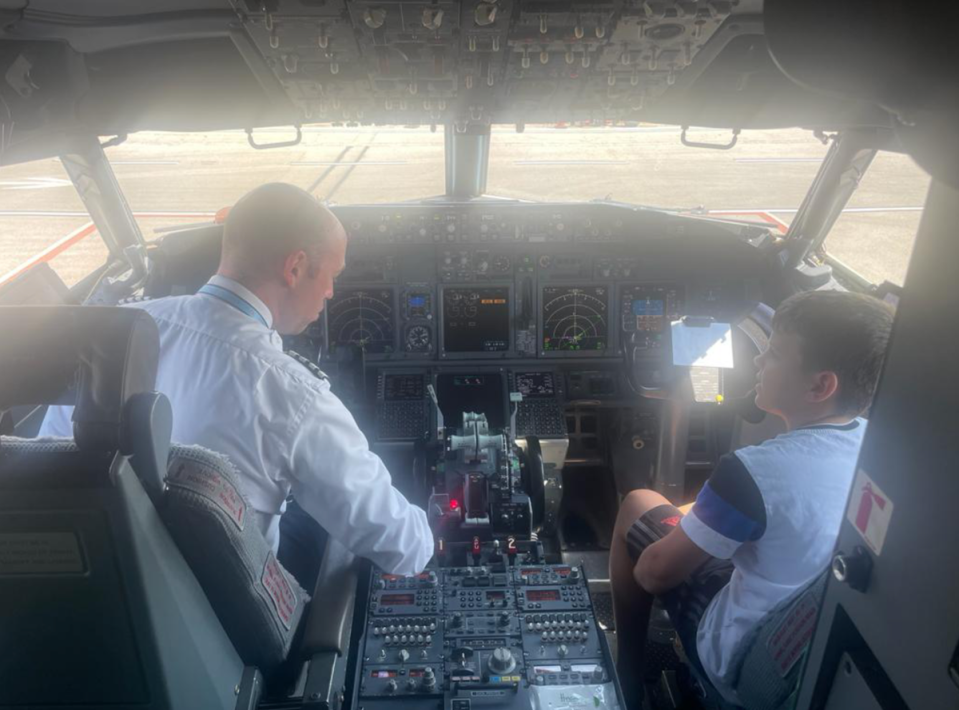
[
  {"left": 514, "top": 160, "right": 628, "bottom": 165},
  {"left": 111, "top": 160, "right": 181, "bottom": 165},
  {"left": 307, "top": 145, "right": 353, "bottom": 194},
  {"left": 0, "top": 210, "right": 91, "bottom": 217},
  {"left": 0, "top": 177, "right": 73, "bottom": 190},
  {"left": 292, "top": 160, "right": 407, "bottom": 166},
  {"left": 709, "top": 206, "right": 924, "bottom": 215},
  {"left": 323, "top": 145, "right": 371, "bottom": 201},
  {"left": 734, "top": 157, "right": 823, "bottom": 163}
]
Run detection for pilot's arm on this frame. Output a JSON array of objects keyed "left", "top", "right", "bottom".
[
  {"left": 284, "top": 379, "right": 434, "bottom": 576},
  {"left": 636, "top": 453, "right": 766, "bottom": 595}
]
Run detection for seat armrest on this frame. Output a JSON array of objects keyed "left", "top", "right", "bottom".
[{"left": 298, "top": 540, "right": 361, "bottom": 658}]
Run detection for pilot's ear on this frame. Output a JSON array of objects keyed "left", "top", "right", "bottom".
[
  {"left": 282, "top": 249, "right": 310, "bottom": 287},
  {"left": 808, "top": 370, "right": 840, "bottom": 404}
]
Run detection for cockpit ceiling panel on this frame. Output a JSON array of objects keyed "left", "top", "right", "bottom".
[
  {"left": 0, "top": 0, "right": 897, "bottom": 160},
  {"left": 233, "top": 0, "right": 800, "bottom": 127}
]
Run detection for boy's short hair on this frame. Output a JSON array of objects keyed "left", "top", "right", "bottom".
[{"left": 772, "top": 290, "right": 895, "bottom": 414}]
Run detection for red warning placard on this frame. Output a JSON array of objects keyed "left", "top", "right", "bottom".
[
  {"left": 847, "top": 469, "right": 894, "bottom": 556},
  {"left": 168, "top": 461, "right": 247, "bottom": 531},
  {"left": 261, "top": 552, "right": 298, "bottom": 629}
]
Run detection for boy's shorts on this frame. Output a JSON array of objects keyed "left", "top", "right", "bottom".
[{"left": 626, "top": 504, "right": 734, "bottom": 673}]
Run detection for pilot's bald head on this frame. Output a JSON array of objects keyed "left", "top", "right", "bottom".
[{"left": 220, "top": 182, "right": 345, "bottom": 278}]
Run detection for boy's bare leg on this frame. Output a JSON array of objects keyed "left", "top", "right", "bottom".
[{"left": 610, "top": 489, "right": 675, "bottom": 708}]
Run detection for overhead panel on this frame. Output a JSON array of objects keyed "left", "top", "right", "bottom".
[{"left": 229, "top": 0, "right": 735, "bottom": 126}]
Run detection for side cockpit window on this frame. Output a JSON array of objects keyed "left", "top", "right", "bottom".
[{"left": 0, "top": 162, "right": 107, "bottom": 289}]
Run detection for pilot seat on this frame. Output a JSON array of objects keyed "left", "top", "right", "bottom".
[{"left": 0, "top": 305, "right": 359, "bottom": 709}]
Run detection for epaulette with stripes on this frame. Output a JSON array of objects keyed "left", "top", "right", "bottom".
[{"left": 284, "top": 350, "right": 329, "bottom": 381}]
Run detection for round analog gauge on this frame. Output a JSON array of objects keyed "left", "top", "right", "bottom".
[
  {"left": 492, "top": 255, "right": 511, "bottom": 273},
  {"left": 327, "top": 289, "right": 395, "bottom": 353},
  {"left": 542, "top": 286, "right": 608, "bottom": 352},
  {"left": 405, "top": 325, "right": 432, "bottom": 352}
]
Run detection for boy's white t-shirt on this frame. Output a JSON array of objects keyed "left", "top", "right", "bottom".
[{"left": 680, "top": 419, "right": 866, "bottom": 703}]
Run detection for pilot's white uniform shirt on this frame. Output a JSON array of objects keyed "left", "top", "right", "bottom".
[{"left": 41, "top": 275, "right": 433, "bottom": 576}]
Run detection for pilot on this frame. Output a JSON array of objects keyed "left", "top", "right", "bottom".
[
  {"left": 609, "top": 291, "right": 894, "bottom": 707},
  {"left": 40, "top": 182, "right": 433, "bottom": 584}
]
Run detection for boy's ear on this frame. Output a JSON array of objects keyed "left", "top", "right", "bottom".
[{"left": 807, "top": 370, "right": 840, "bottom": 404}]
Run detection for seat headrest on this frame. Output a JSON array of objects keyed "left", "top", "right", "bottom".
[{"left": 0, "top": 306, "right": 159, "bottom": 452}]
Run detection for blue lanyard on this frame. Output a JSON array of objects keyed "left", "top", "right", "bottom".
[{"left": 198, "top": 283, "right": 270, "bottom": 328}]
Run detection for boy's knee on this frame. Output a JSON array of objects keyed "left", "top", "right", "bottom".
[{"left": 615, "top": 488, "right": 672, "bottom": 540}]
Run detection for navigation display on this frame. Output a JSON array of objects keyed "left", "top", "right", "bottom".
[
  {"left": 515, "top": 372, "right": 556, "bottom": 399},
  {"left": 442, "top": 286, "right": 510, "bottom": 353},
  {"left": 542, "top": 286, "right": 608, "bottom": 352},
  {"left": 384, "top": 374, "right": 424, "bottom": 401},
  {"left": 326, "top": 288, "right": 395, "bottom": 354}
]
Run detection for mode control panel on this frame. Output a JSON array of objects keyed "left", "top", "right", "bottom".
[{"left": 353, "top": 543, "right": 623, "bottom": 710}]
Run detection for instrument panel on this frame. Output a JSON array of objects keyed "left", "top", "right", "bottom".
[{"left": 309, "top": 203, "right": 766, "bottom": 364}]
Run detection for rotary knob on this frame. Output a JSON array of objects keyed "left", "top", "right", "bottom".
[
  {"left": 488, "top": 647, "right": 517, "bottom": 675},
  {"left": 498, "top": 611, "right": 511, "bottom": 627},
  {"left": 452, "top": 612, "right": 464, "bottom": 628},
  {"left": 398, "top": 648, "right": 410, "bottom": 663},
  {"left": 387, "top": 679, "right": 398, "bottom": 693},
  {"left": 423, "top": 667, "right": 436, "bottom": 690}
]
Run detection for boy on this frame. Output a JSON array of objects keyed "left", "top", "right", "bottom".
[{"left": 610, "top": 290, "right": 894, "bottom": 706}]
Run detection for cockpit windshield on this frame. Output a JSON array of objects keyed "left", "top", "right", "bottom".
[
  {"left": 487, "top": 125, "right": 829, "bottom": 212},
  {"left": 102, "top": 126, "right": 446, "bottom": 234},
  {"left": 0, "top": 124, "right": 927, "bottom": 291}
]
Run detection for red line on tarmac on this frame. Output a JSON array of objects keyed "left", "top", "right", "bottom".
[
  {"left": 0, "top": 221, "right": 98, "bottom": 287},
  {"left": 707, "top": 210, "right": 789, "bottom": 234},
  {"left": 0, "top": 213, "right": 220, "bottom": 289}
]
